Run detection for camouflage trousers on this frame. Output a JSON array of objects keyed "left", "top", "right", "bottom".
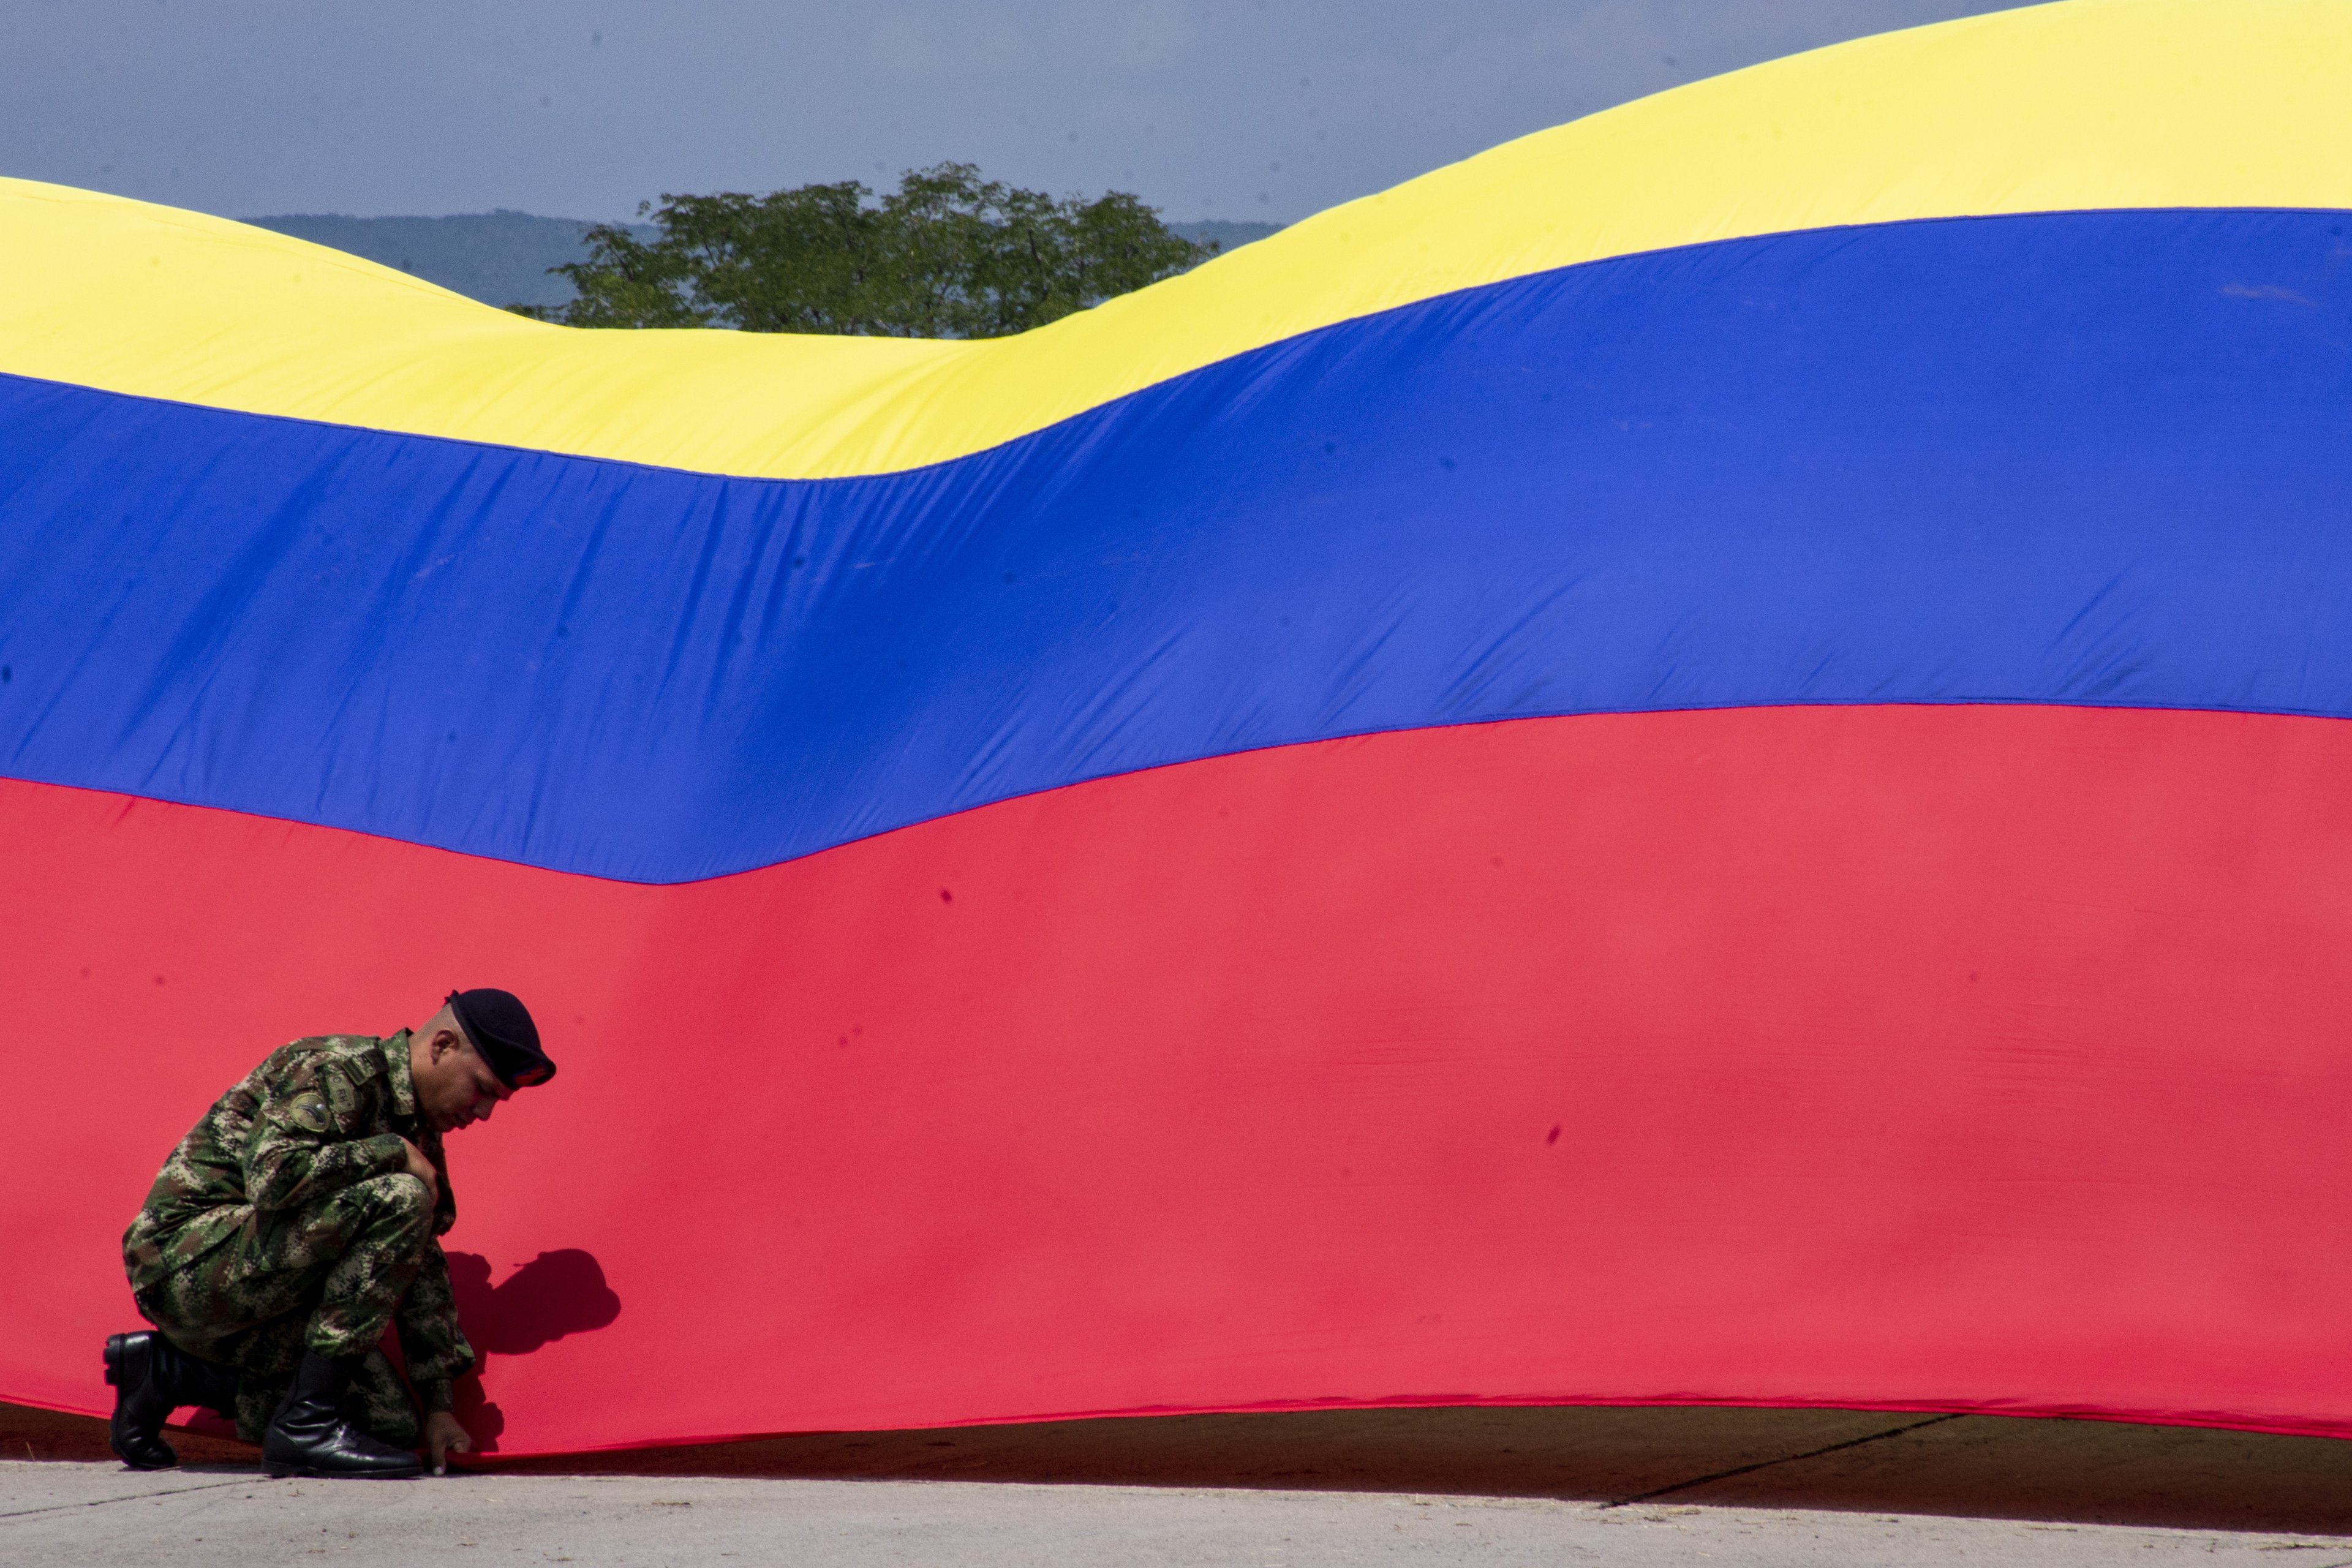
[{"left": 135, "top": 1172, "right": 432, "bottom": 1446}]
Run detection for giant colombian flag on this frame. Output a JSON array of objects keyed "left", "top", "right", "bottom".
[{"left": 8, "top": 0, "right": 2352, "bottom": 1452}]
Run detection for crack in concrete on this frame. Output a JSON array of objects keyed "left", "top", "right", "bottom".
[
  {"left": 1600, "top": 1413, "right": 1966, "bottom": 1509},
  {"left": 0, "top": 1476, "right": 258, "bottom": 1521}
]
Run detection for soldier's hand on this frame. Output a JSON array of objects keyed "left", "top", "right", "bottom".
[
  {"left": 423, "top": 1409, "right": 472, "bottom": 1476},
  {"left": 398, "top": 1137, "right": 440, "bottom": 1205}
]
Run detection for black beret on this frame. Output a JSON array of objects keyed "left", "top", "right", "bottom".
[{"left": 445, "top": 988, "right": 555, "bottom": 1089}]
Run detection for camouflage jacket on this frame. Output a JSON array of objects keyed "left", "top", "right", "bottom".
[{"left": 121, "top": 1031, "right": 474, "bottom": 1409}]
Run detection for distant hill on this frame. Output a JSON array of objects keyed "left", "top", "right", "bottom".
[
  {"left": 241, "top": 211, "right": 660, "bottom": 308},
  {"left": 243, "top": 211, "right": 1284, "bottom": 311}
]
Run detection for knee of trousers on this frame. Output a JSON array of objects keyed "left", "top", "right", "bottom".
[{"left": 346, "top": 1171, "right": 435, "bottom": 1257}]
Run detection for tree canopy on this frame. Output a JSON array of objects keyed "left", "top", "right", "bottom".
[{"left": 521, "top": 163, "right": 1211, "bottom": 338}]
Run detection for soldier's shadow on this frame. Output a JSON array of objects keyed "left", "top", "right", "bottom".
[{"left": 442, "top": 1248, "right": 622, "bottom": 1452}]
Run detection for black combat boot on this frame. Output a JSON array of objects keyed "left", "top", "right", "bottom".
[
  {"left": 103, "top": 1330, "right": 239, "bottom": 1471},
  {"left": 260, "top": 1351, "right": 423, "bottom": 1478}
]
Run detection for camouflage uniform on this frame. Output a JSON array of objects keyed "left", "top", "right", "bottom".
[{"left": 121, "top": 1032, "right": 475, "bottom": 1446}]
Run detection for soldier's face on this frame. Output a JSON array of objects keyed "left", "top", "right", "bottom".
[{"left": 414, "top": 1028, "right": 513, "bottom": 1134}]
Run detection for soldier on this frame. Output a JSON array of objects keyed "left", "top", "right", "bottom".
[{"left": 105, "top": 989, "right": 555, "bottom": 1479}]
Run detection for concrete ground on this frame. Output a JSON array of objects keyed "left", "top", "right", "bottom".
[{"left": 8, "top": 1398, "right": 2352, "bottom": 1565}]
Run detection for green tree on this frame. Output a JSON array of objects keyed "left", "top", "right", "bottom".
[{"left": 519, "top": 162, "right": 1210, "bottom": 337}]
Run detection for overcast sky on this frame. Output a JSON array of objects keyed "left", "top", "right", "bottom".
[{"left": 9, "top": 1, "right": 2014, "bottom": 224}]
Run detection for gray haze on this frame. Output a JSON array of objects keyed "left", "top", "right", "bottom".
[{"left": 8, "top": 1, "right": 2013, "bottom": 226}]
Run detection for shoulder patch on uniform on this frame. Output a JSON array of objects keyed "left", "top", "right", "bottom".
[{"left": 287, "top": 1091, "right": 333, "bottom": 1134}]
